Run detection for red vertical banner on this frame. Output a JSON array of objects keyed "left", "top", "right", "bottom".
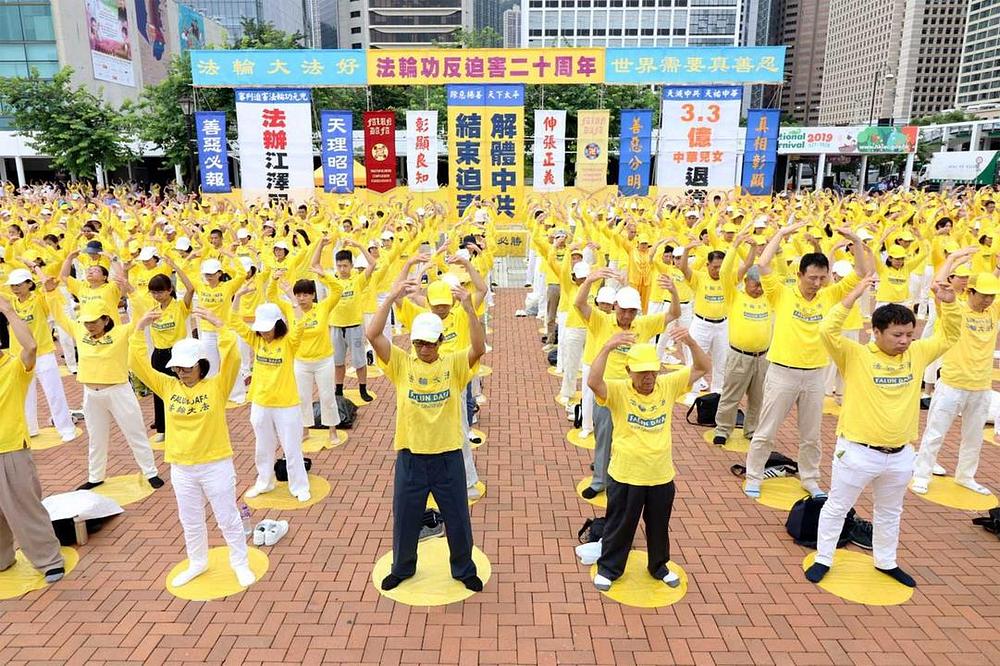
[{"left": 363, "top": 110, "right": 397, "bottom": 193}]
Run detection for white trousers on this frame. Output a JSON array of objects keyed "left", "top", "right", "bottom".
[
  {"left": 54, "top": 324, "right": 77, "bottom": 374},
  {"left": 914, "top": 381, "right": 990, "bottom": 485},
  {"left": 824, "top": 329, "right": 859, "bottom": 396},
  {"left": 24, "top": 352, "right": 75, "bottom": 439},
  {"left": 815, "top": 438, "right": 915, "bottom": 570},
  {"left": 294, "top": 357, "right": 340, "bottom": 428},
  {"left": 249, "top": 404, "right": 309, "bottom": 496},
  {"left": 921, "top": 300, "right": 940, "bottom": 386},
  {"left": 581, "top": 364, "right": 595, "bottom": 433},
  {"left": 650, "top": 301, "right": 693, "bottom": 363},
  {"left": 82, "top": 383, "right": 158, "bottom": 483},
  {"left": 555, "top": 310, "right": 568, "bottom": 372},
  {"left": 459, "top": 384, "right": 480, "bottom": 487},
  {"left": 171, "top": 458, "right": 248, "bottom": 570},
  {"left": 201, "top": 331, "right": 247, "bottom": 404},
  {"left": 689, "top": 316, "right": 728, "bottom": 393},
  {"left": 559, "top": 326, "right": 587, "bottom": 405}
]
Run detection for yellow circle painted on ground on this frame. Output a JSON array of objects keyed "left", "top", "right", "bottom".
[
  {"left": 576, "top": 476, "right": 607, "bottom": 509},
  {"left": 992, "top": 367, "right": 1000, "bottom": 382},
  {"left": 555, "top": 392, "right": 581, "bottom": 407},
  {"left": 567, "top": 428, "right": 595, "bottom": 450},
  {"left": 547, "top": 366, "right": 563, "bottom": 377},
  {"left": 226, "top": 400, "right": 247, "bottom": 410},
  {"left": 30, "top": 427, "right": 83, "bottom": 451},
  {"left": 477, "top": 365, "right": 493, "bottom": 378},
  {"left": 755, "top": 476, "right": 809, "bottom": 511},
  {"left": 427, "top": 481, "right": 487, "bottom": 510},
  {"left": 93, "top": 474, "right": 157, "bottom": 507},
  {"left": 590, "top": 550, "right": 688, "bottom": 608},
  {"left": 149, "top": 437, "right": 165, "bottom": 452},
  {"left": 347, "top": 364, "right": 383, "bottom": 379},
  {"left": 700, "top": 429, "right": 749, "bottom": 453},
  {"left": 538, "top": 326, "right": 546, "bottom": 335},
  {"left": 984, "top": 428, "right": 999, "bottom": 446},
  {"left": 244, "top": 474, "right": 331, "bottom": 510},
  {"left": 911, "top": 477, "right": 999, "bottom": 511},
  {"left": 802, "top": 550, "right": 914, "bottom": 606},
  {"left": 371, "top": 539, "right": 491, "bottom": 606},
  {"left": 302, "top": 429, "right": 349, "bottom": 453},
  {"left": 165, "top": 547, "right": 269, "bottom": 601},
  {"left": 0, "top": 547, "right": 79, "bottom": 600},
  {"left": 59, "top": 366, "right": 73, "bottom": 377},
  {"left": 822, "top": 396, "right": 841, "bottom": 416},
  {"left": 343, "top": 388, "right": 377, "bottom": 407},
  {"left": 469, "top": 429, "right": 486, "bottom": 450}
]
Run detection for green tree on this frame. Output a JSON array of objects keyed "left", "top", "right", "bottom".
[
  {"left": 436, "top": 27, "right": 502, "bottom": 48},
  {"left": 0, "top": 68, "right": 133, "bottom": 180},
  {"left": 234, "top": 18, "right": 304, "bottom": 49},
  {"left": 911, "top": 110, "right": 976, "bottom": 126}
]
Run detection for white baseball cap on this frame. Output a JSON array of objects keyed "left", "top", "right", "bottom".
[
  {"left": 474, "top": 209, "right": 489, "bottom": 223},
  {"left": 5, "top": 268, "right": 32, "bottom": 286},
  {"left": 353, "top": 253, "right": 369, "bottom": 269},
  {"left": 832, "top": 260, "right": 853, "bottom": 277},
  {"left": 251, "top": 303, "right": 285, "bottom": 332},
  {"left": 137, "top": 247, "right": 157, "bottom": 262},
  {"left": 857, "top": 229, "right": 874, "bottom": 241},
  {"left": 273, "top": 240, "right": 289, "bottom": 250},
  {"left": 163, "top": 224, "right": 176, "bottom": 234},
  {"left": 685, "top": 210, "right": 699, "bottom": 218},
  {"left": 753, "top": 215, "right": 769, "bottom": 228},
  {"left": 416, "top": 207, "right": 426, "bottom": 216},
  {"left": 615, "top": 287, "right": 642, "bottom": 310},
  {"left": 440, "top": 273, "right": 462, "bottom": 288},
  {"left": 411, "top": 312, "right": 444, "bottom": 343},
  {"left": 175, "top": 236, "right": 192, "bottom": 251},
  {"left": 236, "top": 228, "right": 250, "bottom": 239},
  {"left": 596, "top": 286, "right": 617, "bottom": 304},
  {"left": 165, "top": 338, "right": 207, "bottom": 369},
  {"left": 238, "top": 256, "right": 255, "bottom": 273},
  {"left": 572, "top": 261, "right": 591, "bottom": 280},
  {"left": 381, "top": 231, "right": 395, "bottom": 241},
  {"left": 455, "top": 248, "right": 471, "bottom": 261},
  {"left": 200, "top": 259, "right": 222, "bottom": 274},
  {"left": 672, "top": 247, "right": 685, "bottom": 258}
]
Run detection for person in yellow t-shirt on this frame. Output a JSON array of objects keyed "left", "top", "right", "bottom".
[
  {"left": 0, "top": 294, "right": 66, "bottom": 584},
  {"left": 824, "top": 260, "right": 865, "bottom": 403},
  {"left": 679, "top": 243, "right": 729, "bottom": 393},
  {"left": 807, "top": 274, "right": 961, "bottom": 590},
  {"left": 321, "top": 239, "right": 377, "bottom": 402},
  {"left": 59, "top": 248, "right": 124, "bottom": 325},
  {"left": 366, "top": 276, "right": 486, "bottom": 594},
  {"left": 588, "top": 336, "right": 710, "bottom": 593},
  {"left": 912, "top": 270, "right": 1000, "bottom": 496},
  {"left": 130, "top": 308, "right": 257, "bottom": 590}
]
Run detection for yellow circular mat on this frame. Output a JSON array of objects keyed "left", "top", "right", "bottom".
[
  {"left": 984, "top": 428, "right": 998, "bottom": 446},
  {"left": 910, "top": 477, "right": 998, "bottom": 511},
  {"left": 822, "top": 396, "right": 841, "bottom": 416},
  {"left": 0, "top": 547, "right": 79, "bottom": 600},
  {"left": 165, "top": 547, "right": 269, "bottom": 601},
  {"left": 371, "top": 539, "right": 491, "bottom": 606},
  {"left": 93, "top": 474, "right": 157, "bottom": 506},
  {"left": 802, "top": 551, "right": 914, "bottom": 606},
  {"left": 244, "top": 474, "right": 331, "bottom": 510},
  {"left": 347, "top": 364, "right": 384, "bottom": 378},
  {"left": 547, "top": 366, "right": 563, "bottom": 377},
  {"left": 30, "top": 427, "right": 83, "bottom": 451},
  {"left": 427, "top": 481, "right": 487, "bottom": 510},
  {"left": 477, "top": 365, "right": 493, "bottom": 378},
  {"left": 226, "top": 400, "right": 247, "bottom": 410},
  {"left": 302, "top": 429, "right": 349, "bottom": 453},
  {"left": 555, "top": 392, "right": 582, "bottom": 407},
  {"left": 992, "top": 367, "right": 1000, "bottom": 382},
  {"left": 590, "top": 551, "right": 688, "bottom": 608},
  {"left": 576, "top": 476, "right": 607, "bottom": 509},
  {"left": 538, "top": 326, "right": 546, "bottom": 335},
  {"left": 567, "top": 428, "right": 595, "bottom": 450},
  {"left": 700, "top": 429, "right": 750, "bottom": 453},
  {"left": 343, "top": 388, "right": 377, "bottom": 407},
  {"left": 755, "top": 477, "right": 809, "bottom": 511},
  {"left": 59, "top": 366, "right": 73, "bottom": 377},
  {"left": 469, "top": 429, "right": 487, "bottom": 450},
  {"left": 149, "top": 437, "right": 165, "bottom": 452}
]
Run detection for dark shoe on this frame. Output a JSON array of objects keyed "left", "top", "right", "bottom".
[
  {"left": 148, "top": 476, "right": 166, "bottom": 489},
  {"left": 581, "top": 486, "right": 600, "bottom": 500},
  {"left": 77, "top": 480, "right": 104, "bottom": 490},
  {"left": 460, "top": 575, "right": 484, "bottom": 592},
  {"left": 44, "top": 567, "right": 65, "bottom": 583},
  {"left": 358, "top": 389, "right": 375, "bottom": 403},
  {"left": 381, "top": 573, "right": 407, "bottom": 590},
  {"left": 920, "top": 396, "right": 931, "bottom": 410},
  {"left": 848, "top": 518, "right": 873, "bottom": 550},
  {"left": 367, "top": 350, "right": 374, "bottom": 366},
  {"left": 876, "top": 566, "right": 916, "bottom": 588},
  {"left": 418, "top": 522, "right": 445, "bottom": 541},
  {"left": 713, "top": 436, "right": 727, "bottom": 447}
]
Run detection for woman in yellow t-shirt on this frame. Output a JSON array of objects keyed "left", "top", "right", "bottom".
[
  {"left": 130, "top": 307, "right": 257, "bottom": 590},
  {"left": 588, "top": 335, "right": 709, "bottom": 594}
]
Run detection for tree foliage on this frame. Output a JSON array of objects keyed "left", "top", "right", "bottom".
[
  {"left": 911, "top": 110, "right": 977, "bottom": 126},
  {"left": 0, "top": 68, "right": 133, "bottom": 179},
  {"left": 234, "top": 18, "right": 304, "bottom": 49}
]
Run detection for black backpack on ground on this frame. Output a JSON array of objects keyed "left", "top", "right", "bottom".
[
  {"left": 973, "top": 508, "right": 1000, "bottom": 537},
  {"left": 573, "top": 403, "right": 583, "bottom": 429},
  {"left": 274, "top": 457, "right": 312, "bottom": 482},
  {"left": 685, "top": 392, "right": 745, "bottom": 428},
  {"left": 578, "top": 517, "right": 606, "bottom": 543},
  {"left": 547, "top": 348, "right": 558, "bottom": 366},
  {"left": 730, "top": 451, "right": 798, "bottom": 477},
  {"left": 336, "top": 395, "right": 357, "bottom": 430},
  {"left": 785, "top": 495, "right": 855, "bottom": 548}
]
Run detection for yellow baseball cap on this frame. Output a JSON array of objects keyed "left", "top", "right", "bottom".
[
  {"left": 78, "top": 302, "right": 109, "bottom": 323},
  {"left": 887, "top": 245, "right": 907, "bottom": 259},
  {"left": 952, "top": 264, "right": 972, "bottom": 278},
  {"left": 971, "top": 272, "right": 1000, "bottom": 295},
  {"left": 722, "top": 222, "right": 739, "bottom": 234},
  {"left": 625, "top": 343, "right": 661, "bottom": 373},
  {"left": 426, "top": 280, "right": 454, "bottom": 306}
]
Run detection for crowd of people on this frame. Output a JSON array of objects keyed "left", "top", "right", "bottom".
[{"left": 0, "top": 182, "right": 997, "bottom": 600}]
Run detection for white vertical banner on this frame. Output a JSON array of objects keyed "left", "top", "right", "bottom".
[
  {"left": 235, "top": 89, "right": 315, "bottom": 205},
  {"left": 533, "top": 110, "right": 566, "bottom": 191},
  {"left": 405, "top": 110, "right": 439, "bottom": 191},
  {"left": 656, "top": 86, "right": 743, "bottom": 192}
]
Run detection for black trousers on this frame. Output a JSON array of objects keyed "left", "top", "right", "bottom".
[
  {"left": 150, "top": 347, "right": 173, "bottom": 433},
  {"left": 597, "top": 476, "right": 676, "bottom": 581},
  {"left": 0, "top": 311, "right": 8, "bottom": 350},
  {"left": 392, "top": 448, "right": 476, "bottom": 581}
]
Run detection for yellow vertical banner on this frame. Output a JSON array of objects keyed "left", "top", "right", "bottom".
[
  {"left": 575, "top": 110, "right": 610, "bottom": 193},
  {"left": 447, "top": 86, "right": 487, "bottom": 217}
]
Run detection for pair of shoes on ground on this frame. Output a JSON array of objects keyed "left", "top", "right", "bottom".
[
  {"left": 171, "top": 561, "right": 257, "bottom": 588},
  {"left": 593, "top": 570, "right": 680, "bottom": 591},
  {"left": 912, "top": 475, "right": 991, "bottom": 496},
  {"left": 246, "top": 480, "right": 311, "bottom": 503},
  {"left": 76, "top": 475, "right": 165, "bottom": 491},
  {"left": 252, "top": 519, "right": 289, "bottom": 547}
]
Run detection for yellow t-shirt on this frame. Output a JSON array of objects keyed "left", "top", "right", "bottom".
[
  {"left": 688, "top": 270, "right": 727, "bottom": 320},
  {"left": 583, "top": 309, "right": 665, "bottom": 372},
  {"left": 652, "top": 265, "right": 693, "bottom": 304},
  {"left": 822, "top": 302, "right": 961, "bottom": 445},
  {"left": 761, "top": 271, "right": 858, "bottom": 369},
  {"left": 396, "top": 300, "right": 471, "bottom": 355},
  {"left": 379, "top": 345, "right": 476, "bottom": 454},
  {"left": 0, "top": 353, "right": 32, "bottom": 453},
  {"left": 875, "top": 264, "right": 914, "bottom": 303},
  {"left": 329, "top": 272, "right": 370, "bottom": 328},
  {"left": 720, "top": 251, "right": 771, "bottom": 353},
  {"left": 598, "top": 368, "right": 691, "bottom": 486},
  {"left": 129, "top": 330, "right": 241, "bottom": 465},
  {"left": 147, "top": 299, "right": 191, "bottom": 349},
  {"left": 293, "top": 295, "right": 339, "bottom": 362},
  {"left": 939, "top": 301, "right": 1000, "bottom": 391},
  {"left": 9, "top": 292, "right": 55, "bottom": 357},
  {"left": 66, "top": 277, "right": 122, "bottom": 324},
  {"left": 195, "top": 277, "right": 245, "bottom": 332},
  {"left": 231, "top": 312, "right": 301, "bottom": 408},
  {"left": 65, "top": 320, "right": 135, "bottom": 385}
]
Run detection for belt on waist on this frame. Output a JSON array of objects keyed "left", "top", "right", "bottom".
[
  {"left": 770, "top": 361, "right": 816, "bottom": 371},
  {"left": 730, "top": 345, "right": 768, "bottom": 357},
  {"left": 851, "top": 440, "right": 908, "bottom": 455},
  {"left": 695, "top": 314, "right": 726, "bottom": 323},
  {"left": 665, "top": 300, "right": 691, "bottom": 305}
]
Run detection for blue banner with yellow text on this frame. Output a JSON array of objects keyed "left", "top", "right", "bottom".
[
  {"left": 741, "top": 109, "right": 780, "bottom": 195},
  {"left": 195, "top": 111, "right": 230, "bottom": 193},
  {"left": 618, "top": 109, "right": 653, "bottom": 196}
]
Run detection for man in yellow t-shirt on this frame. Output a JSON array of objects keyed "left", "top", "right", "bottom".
[
  {"left": 0, "top": 295, "right": 66, "bottom": 583},
  {"left": 680, "top": 244, "right": 729, "bottom": 393},
  {"left": 912, "top": 271, "right": 1000, "bottom": 496},
  {"left": 807, "top": 275, "right": 961, "bottom": 589},
  {"left": 366, "top": 276, "right": 486, "bottom": 594},
  {"left": 588, "top": 336, "right": 710, "bottom": 593}
]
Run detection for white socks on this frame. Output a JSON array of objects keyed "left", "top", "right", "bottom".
[
  {"left": 233, "top": 564, "right": 256, "bottom": 587},
  {"left": 171, "top": 563, "right": 208, "bottom": 587}
]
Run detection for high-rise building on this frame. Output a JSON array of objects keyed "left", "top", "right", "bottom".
[
  {"left": 316, "top": 0, "right": 339, "bottom": 48},
  {"left": 503, "top": 5, "right": 521, "bottom": 48},
  {"left": 335, "top": 0, "right": 473, "bottom": 49},
  {"left": 183, "top": 0, "right": 310, "bottom": 45},
  {"left": 955, "top": 0, "right": 1000, "bottom": 118},
  {"left": 820, "top": 0, "right": 968, "bottom": 125},
  {"left": 742, "top": 0, "right": 784, "bottom": 109},
  {"left": 780, "top": 0, "right": 829, "bottom": 125},
  {"left": 473, "top": 0, "right": 503, "bottom": 35},
  {"left": 522, "top": 0, "right": 742, "bottom": 49}
]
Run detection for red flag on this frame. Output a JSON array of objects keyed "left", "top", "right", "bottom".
[{"left": 363, "top": 110, "right": 397, "bottom": 193}]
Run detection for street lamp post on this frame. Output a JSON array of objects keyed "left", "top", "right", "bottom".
[
  {"left": 178, "top": 92, "right": 196, "bottom": 191},
  {"left": 870, "top": 70, "right": 895, "bottom": 125}
]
